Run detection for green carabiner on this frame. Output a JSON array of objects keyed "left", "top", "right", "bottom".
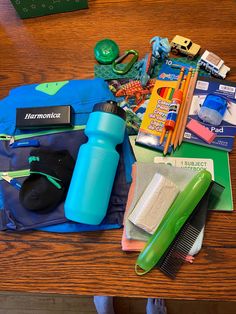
[{"left": 112, "top": 49, "right": 139, "bottom": 75}]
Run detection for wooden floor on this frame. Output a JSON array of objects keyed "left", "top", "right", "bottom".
[{"left": 0, "top": 293, "right": 235, "bottom": 314}]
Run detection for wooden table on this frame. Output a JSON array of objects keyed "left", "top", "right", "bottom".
[{"left": 0, "top": 0, "right": 236, "bottom": 302}]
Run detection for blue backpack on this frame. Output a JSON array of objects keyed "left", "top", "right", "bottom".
[{"left": 0, "top": 78, "right": 135, "bottom": 232}]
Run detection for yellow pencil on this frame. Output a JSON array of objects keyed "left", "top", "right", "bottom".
[
  {"left": 159, "top": 127, "right": 166, "bottom": 145},
  {"left": 163, "top": 130, "right": 173, "bottom": 155},
  {"left": 180, "top": 77, "right": 186, "bottom": 92},
  {"left": 183, "top": 68, "right": 193, "bottom": 101},
  {"left": 172, "top": 68, "right": 193, "bottom": 149},
  {"left": 170, "top": 73, "right": 187, "bottom": 146},
  {"left": 176, "top": 67, "right": 185, "bottom": 89},
  {"left": 178, "top": 66, "right": 199, "bottom": 146}
]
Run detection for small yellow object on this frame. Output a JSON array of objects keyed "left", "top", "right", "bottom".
[{"left": 170, "top": 35, "right": 201, "bottom": 59}]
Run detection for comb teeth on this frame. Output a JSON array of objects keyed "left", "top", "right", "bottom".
[
  {"left": 158, "top": 222, "right": 202, "bottom": 279},
  {"left": 158, "top": 182, "right": 216, "bottom": 279}
]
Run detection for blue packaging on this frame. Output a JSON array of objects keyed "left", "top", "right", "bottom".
[{"left": 198, "top": 94, "right": 228, "bottom": 126}]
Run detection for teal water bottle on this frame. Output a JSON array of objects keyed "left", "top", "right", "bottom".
[{"left": 64, "top": 101, "right": 126, "bottom": 225}]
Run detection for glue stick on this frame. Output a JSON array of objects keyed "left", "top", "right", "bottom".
[{"left": 165, "top": 89, "right": 183, "bottom": 130}]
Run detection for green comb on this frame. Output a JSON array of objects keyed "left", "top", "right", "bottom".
[{"left": 135, "top": 170, "right": 212, "bottom": 275}]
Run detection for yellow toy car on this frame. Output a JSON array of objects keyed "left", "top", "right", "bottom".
[{"left": 170, "top": 35, "right": 201, "bottom": 59}]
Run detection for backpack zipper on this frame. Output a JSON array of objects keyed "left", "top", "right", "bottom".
[
  {"left": 0, "top": 125, "right": 85, "bottom": 145},
  {"left": 0, "top": 169, "right": 30, "bottom": 179}
]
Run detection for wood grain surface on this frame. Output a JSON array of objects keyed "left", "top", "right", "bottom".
[{"left": 0, "top": 0, "right": 236, "bottom": 301}]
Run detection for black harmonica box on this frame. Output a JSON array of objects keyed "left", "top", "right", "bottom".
[{"left": 16, "top": 105, "right": 73, "bottom": 129}]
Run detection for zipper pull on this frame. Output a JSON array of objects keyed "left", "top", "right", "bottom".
[
  {"left": 9, "top": 136, "right": 15, "bottom": 145},
  {"left": 10, "top": 139, "right": 40, "bottom": 148},
  {"left": 0, "top": 135, "right": 12, "bottom": 141}
]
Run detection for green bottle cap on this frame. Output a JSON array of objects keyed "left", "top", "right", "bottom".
[{"left": 94, "top": 39, "right": 119, "bottom": 64}]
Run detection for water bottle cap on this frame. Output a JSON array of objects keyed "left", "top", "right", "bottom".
[{"left": 93, "top": 101, "right": 126, "bottom": 121}]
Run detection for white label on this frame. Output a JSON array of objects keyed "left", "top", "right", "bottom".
[
  {"left": 154, "top": 156, "right": 214, "bottom": 179},
  {"left": 183, "top": 131, "right": 192, "bottom": 139},
  {"left": 219, "top": 84, "right": 235, "bottom": 94},
  {"left": 196, "top": 80, "right": 209, "bottom": 91}
]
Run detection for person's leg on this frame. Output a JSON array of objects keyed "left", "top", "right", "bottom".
[
  {"left": 93, "top": 296, "right": 115, "bottom": 314},
  {"left": 146, "top": 298, "right": 167, "bottom": 314},
  {"left": 93, "top": 295, "right": 167, "bottom": 314}
]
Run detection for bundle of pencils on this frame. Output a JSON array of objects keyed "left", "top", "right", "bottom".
[
  {"left": 160, "top": 65, "right": 199, "bottom": 155},
  {"left": 177, "top": 65, "right": 200, "bottom": 147}
]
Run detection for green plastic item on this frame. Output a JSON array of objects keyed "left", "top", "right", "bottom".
[
  {"left": 10, "top": 0, "right": 88, "bottom": 19},
  {"left": 94, "top": 39, "right": 119, "bottom": 64},
  {"left": 135, "top": 169, "right": 212, "bottom": 275},
  {"left": 112, "top": 49, "right": 139, "bottom": 75}
]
